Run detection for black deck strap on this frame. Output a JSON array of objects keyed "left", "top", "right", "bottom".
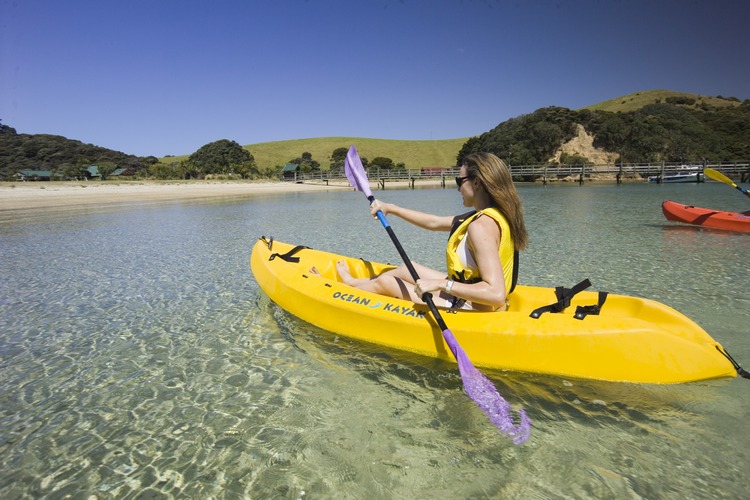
[
  {"left": 530, "top": 278, "right": 592, "bottom": 319},
  {"left": 259, "top": 235, "right": 274, "bottom": 249},
  {"left": 716, "top": 346, "right": 750, "bottom": 379},
  {"left": 269, "top": 245, "right": 310, "bottom": 263},
  {"left": 574, "top": 291, "right": 609, "bottom": 320}
]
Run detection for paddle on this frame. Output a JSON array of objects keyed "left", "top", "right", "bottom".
[
  {"left": 704, "top": 168, "right": 750, "bottom": 198},
  {"left": 344, "top": 145, "right": 531, "bottom": 444}
]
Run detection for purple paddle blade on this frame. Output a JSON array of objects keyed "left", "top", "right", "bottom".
[
  {"left": 442, "top": 328, "right": 531, "bottom": 444},
  {"left": 345, "top": 145, "right": 373, "bottom": 197}
]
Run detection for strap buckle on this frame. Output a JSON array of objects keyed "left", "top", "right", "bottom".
[{"left": 529, "top": 279, "right": 593, "bottom": 319}]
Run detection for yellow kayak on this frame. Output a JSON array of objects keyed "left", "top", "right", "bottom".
[{"left": 251, "top": 237, "right": 738, "bottom": 384}]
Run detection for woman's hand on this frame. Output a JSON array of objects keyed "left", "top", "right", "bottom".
[
  {"left": 369, "top": 199, "right": 391, "bottom": 218},
  {"left": 414, "top": 278, "right": 446, "bottom": 298}
]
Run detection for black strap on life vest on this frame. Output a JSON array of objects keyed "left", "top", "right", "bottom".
[
  {"left": 450, "top": 210, "right": 477, "bottom": 235},
  {"left": 269, "top": 245, "right": 310, "bottom": 263},
  {"left": 573, "top": 291, "right": 608, "bottom": 320},
  {"left": 529, "top": 278, "right": 592, "bottom": 319},
  {"left": 510, "top": 250, "right": 519, "bottom": 294}
]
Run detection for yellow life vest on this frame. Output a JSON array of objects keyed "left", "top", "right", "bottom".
[{"left": 445, "top": 208, "right": 516, "bottom": 294}]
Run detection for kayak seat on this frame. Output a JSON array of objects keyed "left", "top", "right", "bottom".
[{"left": 529, "top": 279, "right": 608, "bottom": 319}]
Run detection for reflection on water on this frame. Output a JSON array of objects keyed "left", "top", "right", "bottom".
[{"left": 1, "top": 183, "right": 748, "bottom": 498}]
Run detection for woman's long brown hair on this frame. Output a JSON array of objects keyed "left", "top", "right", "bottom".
[{"left": 463, "top": 152, "right": 528, "bottom": 250}]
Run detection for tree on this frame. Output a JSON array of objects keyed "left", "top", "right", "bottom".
[
  {"left": 289, "top": 151, "right": 320, "bottom": 173},
  {"left": 370, "top": 156, "right": 394, "bottom": 169},
  {"left": 61, "top": 163, "right": 80, "bottom": 180},
  {"left": 150, "top": 162, "right": 181, "bottom": 179},
  {"left": 178, "top": 160, "right": 199, "bottom": 179},
  {"left": 330, "top": 147, "right": 349, "bottom": 171},
  {"left": 98, "top": 161, "right": 117, "bottom": 180},
  {"left": 188, "top": 139, "right": 255, "bottom": 177}
]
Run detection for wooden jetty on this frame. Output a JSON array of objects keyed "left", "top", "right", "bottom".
[{"left": 284, "top": 162, "right": 750, "bottom": 189}]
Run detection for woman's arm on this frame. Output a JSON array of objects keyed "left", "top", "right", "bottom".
[
  {"left": 414, "top": 215, "right": 507, "bottom": 310},
  {"left": 370, "top": 199, "right": 453, "bottom": 231},
  {"left": 460, "top": 216, "right": 507, "bottom": 307}
]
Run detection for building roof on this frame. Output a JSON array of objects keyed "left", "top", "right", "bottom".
[
  {"left": 17, "top": 169, "right": 51, "bottom": 176},
  {"left": 281, "top": 163, "right": 299, "bottom": 172}
]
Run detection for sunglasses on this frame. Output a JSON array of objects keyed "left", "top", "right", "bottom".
[{"left": 455, "top": 176, "right": 472, "bottom": 188}]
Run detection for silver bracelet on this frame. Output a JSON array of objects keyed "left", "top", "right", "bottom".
[{"left": 445, "top": 279, "right": 454, "bottom": 293}]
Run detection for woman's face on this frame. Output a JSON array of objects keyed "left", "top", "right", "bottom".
[{"left": 457, "top": 164, "right": 474, "bottom": 207}]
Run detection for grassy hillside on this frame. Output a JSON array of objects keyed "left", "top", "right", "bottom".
[
  {"left": 582, "top": 89, "right": 742, "bottom": 113},
  {"left": 164, "top": 137, "right": 469, "bottom": 170},
  {"left": 248, "top": 137, "right": 469, "bottom": 169}
]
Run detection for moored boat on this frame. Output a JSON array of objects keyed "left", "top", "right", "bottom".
[
  {"left": 662, "top": 200, "right": 750, "bottom": 232},
  {"left": 648, "top": 172, "right": 705, "bottom": 183},
  {"left": 251, "top": 237, "right": 740, "bottom": 384}
]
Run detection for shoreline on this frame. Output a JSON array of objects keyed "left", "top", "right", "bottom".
[
  {"left": 0, "top": 176, "right": 639, "bottom": 213},
  {"left": 0, "top": 180, "right": 362, "bottom": 212}
]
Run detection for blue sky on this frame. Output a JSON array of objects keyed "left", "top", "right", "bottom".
[{"left": 1, "top": 0, "right": 748, "bottom": 158}]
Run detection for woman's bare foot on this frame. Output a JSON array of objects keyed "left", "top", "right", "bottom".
[
  {"left": 310, "top": 261, "right": 369, "bottom": 287},
  {"left": 335, "top": 260, "right": 357, "bottom": 285}
]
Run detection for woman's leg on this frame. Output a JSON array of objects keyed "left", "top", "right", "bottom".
[
  {"left": 309, "top": 262, "right": 419, "bottom": 287},
  {"left": 337, "top": 260, "right": 446, "bottom": 302}
]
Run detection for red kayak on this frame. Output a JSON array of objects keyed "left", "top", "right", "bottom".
[{"left": 662, "top": 200, "right": 750, "bottom": 233}]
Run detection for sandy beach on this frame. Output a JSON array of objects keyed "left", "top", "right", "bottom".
[
  {"left": 1, "top": 175, "right": 643, "bottom": 214},
  {"left": 0, "top": 180, "right": 361, "bottom": 212},
  {"left": 0, "top": 179, "right": 451, "bottom": 213}
]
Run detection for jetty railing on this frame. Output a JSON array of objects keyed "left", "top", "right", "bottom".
[{"left": 283, "top": 161, "right": 750, "bottom": 188}]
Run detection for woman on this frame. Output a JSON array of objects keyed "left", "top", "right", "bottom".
[{"left": 334, "top": 152, "right": 527, "bottom": 311}]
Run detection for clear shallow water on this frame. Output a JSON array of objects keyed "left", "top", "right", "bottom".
[{"left": 1, "top": 182, "right": 748, "bottom": 498}]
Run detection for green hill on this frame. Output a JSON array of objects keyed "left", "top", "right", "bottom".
[
  {"left": 459, "top": 91, "right": 748, "bottom": 165},
  {"left": 163, "top": 137, "right": 469, "bottom": 170},
  {"left": 583, "top": 89, "right": 742, "bottom": 113}
]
